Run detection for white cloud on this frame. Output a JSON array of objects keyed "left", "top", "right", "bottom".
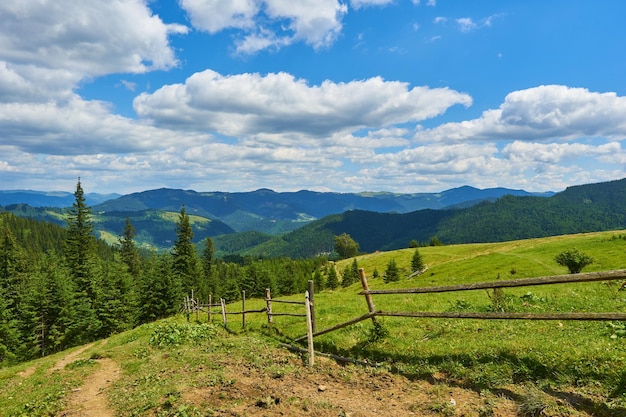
[
  {"left": 427, "top": 0, "right": 436, "bottom": 6},
  {"left": 456, "top": 14, "right": 503, "bottom": 32},
  {"left": 350, "top": 0, "right": 395, "bottom": 10},
  {"left": 134, "top": 69, "right": 472, "bottom": 138},
  {"left": 414, "top": 85, "right": 626, "bottom": 143},
  {"left": 456, "top": 18, "right": 478, "bottom": 32},
  {"left": 434, "top": 16, "right": 447, "bottom": 24},
  {"left": 179, "top": 0, "right": 259, "bottom": 33},
  {"left": 502, "top": 141, "right": 621, "bottom": 164},
  {"left": 0, "top": 95, "right": 211, "bottom": 155},
  {"left": 180, "top": 0, "right": 347, "bottom": 53},
  {"left": 0, "top": 1, "right": 186, "bottom": 78}
]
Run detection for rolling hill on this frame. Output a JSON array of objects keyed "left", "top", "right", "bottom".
[
  {"left": 232, "top": 178, "right": 626, "bottom": 258},
  {"left": 1, "top": 178, "right": 624, "bottom": 256}
]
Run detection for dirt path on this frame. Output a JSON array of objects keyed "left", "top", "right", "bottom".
[
  {"left": 59, "top": 357, "right": 121, "bottom": 417},
  {"left": 49, "top": 339, "right": 121, "bottom": 417},
  {"left": 50, "top": 342, "right": 97, "bottom": 373}
]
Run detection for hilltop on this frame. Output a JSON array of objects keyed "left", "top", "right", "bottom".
[{"left": 2, "top": 230, "right": 626, "bottom": 416}]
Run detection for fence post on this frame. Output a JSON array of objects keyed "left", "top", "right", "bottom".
[
  {"left": 359, "top": 268, "right": 378, "bottom": 324},
  {"left": 242, "top": 290, "right": 246, "bottom": 329},
  {"left": 265, "top": 288, "right": 273, "bottom": 325},
  {"left": 220, "top": 298, "right": 227, "bottom": 327},
  {"left": 308, "top": 279, "right": 316, "bottom": 333},
  {"left": 195, "top": 295, "right": 199, "bottom": 322},
  {"left": 305, "top": 291, "right": 315, "bottom": 367},
  {"left": 208, "top": 295, "right": 212, "bottom": 323}
]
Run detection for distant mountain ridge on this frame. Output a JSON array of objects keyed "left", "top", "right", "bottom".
[
  {"left": 0, "top": 179, "right": 624, "bottom": 256},
  {"left": 237, "top": 177, "right": 626, "bottom": 258},
  {"left": 0, "top": 190, "right": 120, "bottom": 207},
  {"left": 90, "top": 185, "right": 551, "bottom": 234},
  {"left": 0, "top": 184, "right": 553, "bottom": 251}
]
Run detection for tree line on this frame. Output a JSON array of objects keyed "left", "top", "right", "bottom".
[{"left": 0, "top": 180, "right": 330, "bottom": 366}]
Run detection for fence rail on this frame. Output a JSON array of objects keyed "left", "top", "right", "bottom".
[{"left": 296, "top": 268, "right": 626, "bottom": 343}]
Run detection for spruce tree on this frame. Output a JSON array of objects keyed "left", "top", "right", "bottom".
[
  {"left": 172, "top": 206, "right": 199, "bottom": 296},
  {"left": 118, "top": 217, "right": 141, "bottom": 279},
  {"left": 411, "top": 248, "right": 425, "bottom": 272},
  {"left": 326, "top": 264, "right": 339, "bottom": 290},
  {"left": 65, "top": 179, "right": 96, "bottom": 298},
  {"left": 341, "top": 259, "right": 359, "bottom": 287},
  {"left": 202, "top": 238, "right": 219, "bottom": 298},
  {"left": 64, "top": 178, "right": 99, "bottom": 343},
  {"left": 383, "top": 259, "right": 400, "bottom": 283}
]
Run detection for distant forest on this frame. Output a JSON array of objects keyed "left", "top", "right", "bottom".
[{"left": 0, "top": 181, "right": 333, "bottom": 366}]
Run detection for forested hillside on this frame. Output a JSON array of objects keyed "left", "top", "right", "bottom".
[
  {"left": 0, "top": 182, "right": 328, "bottom": 367},
  {"left": 231, "top": 178, "right": 626, "bottom": 258}
]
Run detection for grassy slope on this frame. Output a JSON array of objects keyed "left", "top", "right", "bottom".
[{"left": 2, "top": 230, "right": 626, "bottom": 416}]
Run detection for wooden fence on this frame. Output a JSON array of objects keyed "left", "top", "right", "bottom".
[
  {"left": 182, "top": 280, "right": 316, "bottom": 331},
  {"left": 296, "top": 268, "right": 626, "bottom": 342},
  {"left": 181, "top": 281, "right": 317, "bottom": 364}
]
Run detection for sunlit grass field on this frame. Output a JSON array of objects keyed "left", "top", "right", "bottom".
[
  {"left": 239, "top": 230, "right": 626, "bottom": 397},
  {"left": 1, "top": 229, "right": 625, "bottom": 416}
]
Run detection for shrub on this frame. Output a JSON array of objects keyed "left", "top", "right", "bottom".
[{"left": 554, "top": 248, "right": 594, "bottom": 274}]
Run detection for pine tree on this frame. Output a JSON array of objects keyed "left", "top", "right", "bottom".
[
  {"left": 94, "top": 256, "right": 137, "bottom": 337},
  {"left": 172, "top": 206, "right": 199, "bottom": 295},
  {"left": 64, "top": 178, "right": 99, "bottom": 343},
  {"left": 411, "top": 248, "right": 425, "bottom": 272},
  {"left": 326, "top": 264, "right": 339, "bottom": 290},
  {"left": 65, "top": 179, "right": 95, "bottom": 295},
  {"left": 201, "top": 238, "right": 219, "bottom": 298},
  {"left": 118, "top": 217, "right": 141, "bottom": 279},
  {"left": 383, "top": 259, "right": 400, "bottom": 283},
  {"left": 342, "top": 259, "right": 359, "bottom": 287}
]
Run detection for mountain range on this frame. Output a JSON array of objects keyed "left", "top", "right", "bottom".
[{"left": 2, "top": 179, "right": 625, "bottom": 258}]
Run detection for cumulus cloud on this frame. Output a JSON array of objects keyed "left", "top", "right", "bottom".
[
  {"left": 414, "top": 85, "right": 626, "bottom": 143},
  {"left": 134, "top": 69, "right": 472, "bottom": 138},
  {"left": 180, "top": 0, "right": 347, "bottom": 53},
  {"left": 0, "top": 96, "right": 211, "bottom": 155},
  {"left": 179, "top": 0, "right": 259, "bottom": 33},
  {"left": 0, "top": 1, "right": 186, "bottom": 78}
]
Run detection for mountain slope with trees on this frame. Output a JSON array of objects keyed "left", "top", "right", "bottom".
[{"left": 232, "top": 178, "right": 626, "bottom": 258}]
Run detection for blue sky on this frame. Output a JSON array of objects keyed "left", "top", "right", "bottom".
[{"left": 0, "top": 0, "right": 625, "bottom": 194}]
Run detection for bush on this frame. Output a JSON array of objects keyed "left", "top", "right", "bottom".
[{"left": 554, "top": 248, "right": 594, "bottom": 274}]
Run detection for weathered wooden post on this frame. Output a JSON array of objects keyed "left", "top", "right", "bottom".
[
  {"left": 359, "top": 268, "right": 378, "bottom": 324},
  {"left": 308, "top": 279, "right": 316, "bottom": 332},
  {"left": 265, "top": 288, "right": 273, "bottom": 325},
  {"left": 242, "top": 290, "right": 246, "bottom": 329},
  {"left": 220, "top": 298, "right": 227, "bottom": 327},
  {"left": 305, "top": 291, "right": 315, "bottom": 366},
  {"left": 208, "top": 295, "right": 212, "bottom": 322}
]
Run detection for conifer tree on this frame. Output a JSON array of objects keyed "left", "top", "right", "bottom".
[
  {"left": 383, "top": 259, "right": 400, "bottom": 283},
  {"left": 201, "top": 238, "right": 218, "bottom": 299},
  {"left": 118, "top": 217, "right": 141, "bottom": 279},
  {"left": 411, "top": 247, "right": 425, "bottom": 272},
  {"left": 65, "top": 178, "right": 96, "bottom": 299},
  {"left": 64, "top": 178, "right": 99, "bottom": 343},
  {"left": 326, "top": 264, "right": 339, "bottom": 290},
  {"left": 172, "top": 206, "right": 199, "bottom": 295},
  {"left": 341, "top": 259, "right": 359, "bottom": 287}
]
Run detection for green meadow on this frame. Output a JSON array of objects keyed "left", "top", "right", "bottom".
[{"left": 2, "top": 230, "right": 625, "bottom": 416}]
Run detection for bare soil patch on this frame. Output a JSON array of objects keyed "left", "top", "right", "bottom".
[
  {"left": 183, "top": 353, "right": 520, "bottom": 417},
  {"left": 57, "top": 357, "right": 121, "bottom": 417}
]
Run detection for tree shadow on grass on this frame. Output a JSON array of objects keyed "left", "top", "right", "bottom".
[{"left": 313, "top": 340, "right": 626, "bottom": 417}]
